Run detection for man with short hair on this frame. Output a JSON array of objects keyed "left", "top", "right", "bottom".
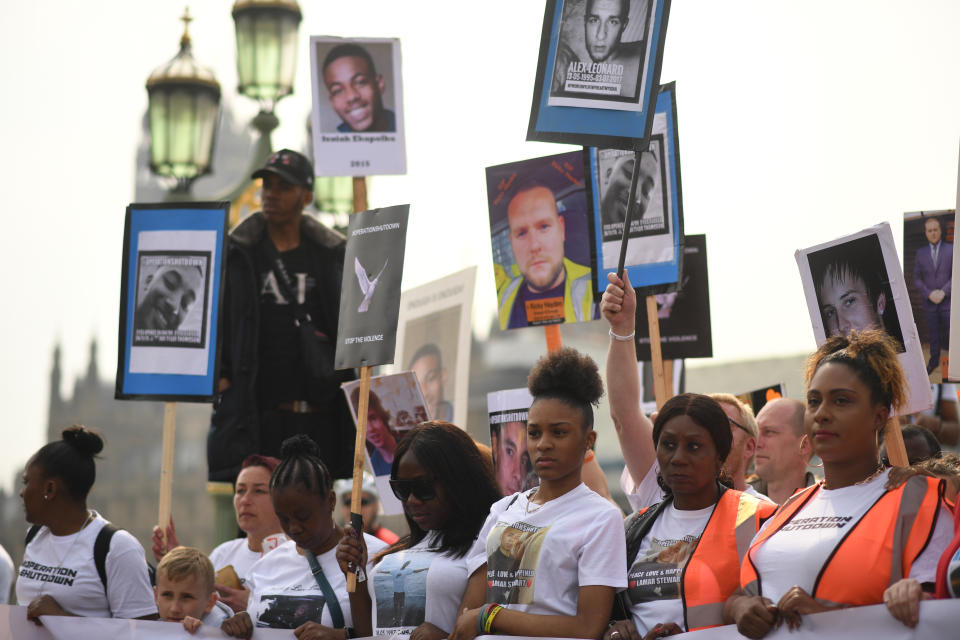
[
  {"left": 491, "top": 420, "right": 529, "bottom": 496},
  {"left": 134, "top": 264, "right": 204, "bottom": 332},
  {"left": 497, "top": 184, "right": 596, "bottom": 330},
  {"left": 709, "top": 393, "right": 768, "bottom": 501},
  {"left": 750, "top": 398, "right": 815, "bottom": 504},
  {"left": 207, "top": 149, "right": 356, "bottom": 483},
  {"left": 322, "top": 43, "right": 396, "bottom": 133},
  {"left": 408, "top": 343, "right": 453, "bottom": 421},
  {"left": 914, "top": 215, "right": 952, "bottom": 374}
]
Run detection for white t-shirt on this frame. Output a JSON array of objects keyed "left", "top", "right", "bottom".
[
  {"left": 15, "top": 512, "right": 157, "bottom": 619},
  {"left": 246, "top": 535, "right": 386, "bottom": 630},
  {"left": 626, "top": 504, "right": 713, "bottom": 635},
  {"left": 751, "top": 470, "right": 953, "bottom": 603},
  {"left": 0, "top": 543, "right": 13, "bottom": 605},
  {"left": 466, "top": 483, "right": 626, "bottom": 616},
  {"left": 621, "top": 464, "right": 772, "bottom": 511},
  {"left": 369, "top": 531, "right": 469, "bottom": 637},
  {"left": 208, "top": 534, "right": 286, "bottom": 585},
  {"left": 202, "top": 600, "right": 234, "bottom": 627}
]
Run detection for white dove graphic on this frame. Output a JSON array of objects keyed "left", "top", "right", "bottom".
[{"left": 355, "top": 256, "right": 388, "bottom": 313}]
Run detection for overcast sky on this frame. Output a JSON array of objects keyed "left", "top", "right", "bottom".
[{"left": 1, "top": 1, "right": 959, "bottom": 492}]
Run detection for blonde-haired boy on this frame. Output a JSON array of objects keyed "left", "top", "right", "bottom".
[{"left": 155, "top": 546, "right": 233, "bottom": 633}]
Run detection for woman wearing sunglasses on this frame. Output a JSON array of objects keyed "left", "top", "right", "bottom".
[
  {"left": 450, "top": 348, "right": 627, "bottom": 640},
  {"left": 336, "top": 421, "right": 501, "bottom": 640}
]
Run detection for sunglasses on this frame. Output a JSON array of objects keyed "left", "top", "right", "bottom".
[
  {"left": 341, "top": 495, "right": 372, "bottom": 507},
  {"left": 389, "top": 478, "right": 437, "bottom": 502}
]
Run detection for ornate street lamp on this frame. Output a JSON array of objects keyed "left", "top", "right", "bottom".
[
  {"left": 146, "top": 9, "right": 221, "bottom": 195},
  {"left": 232, "top": 0, "right": 302, "bottom": 114}
]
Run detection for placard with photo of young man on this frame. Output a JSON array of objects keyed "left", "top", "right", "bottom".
[
  {"left": 310, "top": 36, "right": 406, "bottom": 176},
  {"left": 796, "top": 223, "right": 931, "bottom": 414}
]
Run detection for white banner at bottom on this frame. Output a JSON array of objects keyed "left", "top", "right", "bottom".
[{"left": 0, "top": 601, "right": 958, "bottom": 639}]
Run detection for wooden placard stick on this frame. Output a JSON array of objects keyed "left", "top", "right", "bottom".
[
  {"left": 883, "top": 417, "right": 909, "bottom": 467},
  {"left": 613, "top": 141, "right": 670, "bottom": 410},
  {"left": 544, "top": 324, "right": 563, "bottom": 353},
  {"left": 347, "top": 175, "right": 372, "bottom": 593},
  {"left": 157, "top": 401, "right": 177, "bottom": 548}
]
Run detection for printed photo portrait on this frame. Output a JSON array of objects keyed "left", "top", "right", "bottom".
[
  {"left": 343, "top": 372, "right": 427, "bottom": 476},
  {"left": 256, "top": 595, "right": 325, "bottom": 629},
  {"left": 807, "top": 234, "right": 905, "bottom": 352},
  {"left": 132, "top": 251, "right": 210, "bottom": 348},
  {"left": 598, "top": 135, "right": 668, "bottom": 243},
  {"left": 486, "top": 523, "right": 550, "bottom": 605},
  {"left": 486, "top": 150, "right": 598, "bottom": 331},
  {"left": 373, "top": 549, "right": 431, "bottom": 629},
  {"left": 549, "top": 0, "right": 652, "bottom": 108},
  {"left": 313, "top": 40, "right": 397, "bottom": 134},
  {"left": 401, "top": 307, "right": 461, "bottom": 423},
  {"left": 488, "top": 388, "right": 538, "bottom": 496},
  {"left": 904, "top": 211, "right": 954, "bottom": 381},
  {"left": 797, "top": 223, "right": 932, "bottom": 415}
]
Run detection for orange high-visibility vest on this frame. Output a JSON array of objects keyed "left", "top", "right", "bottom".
[
  {"left": 623, "top": 488, "right": 776, "bottom": 631},
  {"left": 740, "top": 474, "right": 943, "bottom": 607}
]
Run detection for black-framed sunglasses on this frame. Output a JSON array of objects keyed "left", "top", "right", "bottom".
[
  {"left": 389, "top": 478, "right": 437, "bottom": 502},
  {"left": 341, "top": 495, "right": 372, "bottom": 507}
]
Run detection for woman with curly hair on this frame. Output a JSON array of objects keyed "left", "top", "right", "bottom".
[
  {"left": 335, "top": 421, "right": 502, "bottom": 640},
  {"left": 450, "top": 348, "right": 626, "bottom": 640},
  {"left": 724, "top": 330, "right": 954, "bottom": 637}
]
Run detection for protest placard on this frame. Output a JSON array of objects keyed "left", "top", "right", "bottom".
[
  {"left": 392, "top": 267, "right": 475, "bottom": 428},
  {"left": 310, "top": 36, "right": 406, "bottom": 176},
  {"left": 529, "top": 0, "right": 672, "bottom": 148},
  {"left": 796, "top": 223, "right": 931, "bottom": 415},
  {"left": 116, "top": 202, "right": 228, "bottom": 401},
  {"left": 335, "top": 205, "right": 409, "bottom": 369},
  {"left": 486, "top": 150, "right": 598, "bottom": 331}
]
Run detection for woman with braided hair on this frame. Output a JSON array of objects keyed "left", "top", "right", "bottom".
[
  {"left": 450, "top": 347, "right": 626, "bottom": 640},
  {"left": 724, "top": 330, "right": 953, "bottom": 638},
  {"left": 222, "top": 435, "right": 386, "bottom": 639}
]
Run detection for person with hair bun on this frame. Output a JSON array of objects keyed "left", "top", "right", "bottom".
[
  {"left": 604, "top": 394, "right": 776, "bottom": 639},
  {"left": 336, "top": 421, "right": 502, "bottom": 640},
  {"left": 16, "top": 425, "right": 157, "bottom": 623},
  {"left": 221, "top": 435, "right": 386, "bottom": 639},
  {"left": 450, "top": 348, "right": 626, "bottom": 640},
  {"left": 725, "top": 330, "right": 954, "bottom": 637}
]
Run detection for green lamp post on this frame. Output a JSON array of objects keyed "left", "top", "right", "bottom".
[{"left": 146, "top": 9, "right": 221, "bottom": 197}]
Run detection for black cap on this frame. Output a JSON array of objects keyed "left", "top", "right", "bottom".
[{"left": 251, "top": 149, "right": 314, "bottom": 188}]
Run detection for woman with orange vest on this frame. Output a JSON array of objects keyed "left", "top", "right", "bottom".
[
  {"left": 604, "top": 394, "right": 776, "bottom": 639},
  {"left": 724, "top": 331, "right": 953, "bottom": 638}
]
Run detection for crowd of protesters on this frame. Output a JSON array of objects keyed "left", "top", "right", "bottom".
[{"left": 6, "top": 273, "right": 960, "bottom": 639}]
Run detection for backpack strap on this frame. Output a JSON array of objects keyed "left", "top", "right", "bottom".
[
  {"left": 24, "top": 524, "right": 41, "bottom": 546},
  {"left": 94, "top": 523, "right": 119, "bottom": 591}
]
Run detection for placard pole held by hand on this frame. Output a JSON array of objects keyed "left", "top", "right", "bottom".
[
  {"left": 157, "top": 402, "right": 177, "bottom": 549},
  {"left": 347, "top": 175, "right": 371, "bottom": 593},
  {"left": 883, "top": 417, "right": 909, "bottom": 467},
  {"left": 544, "top": 325, "right": 563, "bottom": 353},
  {"left": 612, "top": 141, "right": 671, "bottom": 410}
]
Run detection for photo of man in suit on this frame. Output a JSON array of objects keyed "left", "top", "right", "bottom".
[{"left": 914, "top": 215, "right": 952, "bottom": 374}]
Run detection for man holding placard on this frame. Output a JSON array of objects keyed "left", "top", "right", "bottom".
[
  {"left": 498, "top": 183, "right": 596, "bottom": 329},
  {"left": 208, "top": 149, "right": 354, "bottom": 483}
]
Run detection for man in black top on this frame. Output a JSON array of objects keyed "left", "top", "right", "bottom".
[{"left": 207, "top": 149, "right": 355, "bottom": 482}]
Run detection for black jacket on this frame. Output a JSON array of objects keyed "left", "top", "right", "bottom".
[{"left": 207, "top": 212, "right": 353, "bottom": 481}]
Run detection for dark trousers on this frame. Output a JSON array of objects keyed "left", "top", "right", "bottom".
[
  {"left": 926, "top": 304, "right": 951, "bottom": 369},
  {"left": 258, "top": 408, "right": 355, "bottom": 479}
]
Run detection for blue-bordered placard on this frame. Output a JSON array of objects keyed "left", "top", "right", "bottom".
[{"left": 116, "top": 202, "right": 229, "bottom": 401}]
